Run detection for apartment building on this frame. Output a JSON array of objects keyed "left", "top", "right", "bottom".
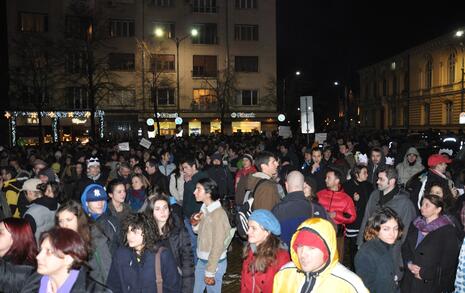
[{"left": 7, "top": 0, "right": 277, "bottom": 143}]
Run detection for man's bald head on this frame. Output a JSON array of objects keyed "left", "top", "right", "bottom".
[{"left": 286, "top": 171, "right": 304, "bottom": 193}]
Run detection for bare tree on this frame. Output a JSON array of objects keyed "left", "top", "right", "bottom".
[
  {"left": 199, "top": 63, "right": 238, "bottom": 134},
  {"left": 137, "top": 38, "right": 175, "bottom": 136},
  {"left": 62, "top": 0, "right": 123, "bottom": 141},
  {"left": 9, "top": 33, "right": 63, "bottom": 145}
]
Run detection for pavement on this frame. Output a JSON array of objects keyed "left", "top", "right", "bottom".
[{"left": 222, "top": 238, "right": 243, "bottom": 292}]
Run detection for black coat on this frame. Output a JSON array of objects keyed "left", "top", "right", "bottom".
[
  {"left": 160, "top": 217, "right": 195, "bottom": 293},
  {"left": 401, "top": 222, "right": 460, "bottom": 293},
  {"left": 355, "top": 238, "right": 398, "bottom": 293},
  {"left": 343, "top": 179, "right": 373, "bottom": 231},
  {"left": 0, "top": 259, "right": 35, "bottom": 293}
]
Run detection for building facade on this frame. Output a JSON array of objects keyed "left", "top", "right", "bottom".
[
  {"left": 7, "top": 0, "right": 277, "bottom": 143},
  {"left": 358, "top": 31, "right": 464, "bottom": 132}
]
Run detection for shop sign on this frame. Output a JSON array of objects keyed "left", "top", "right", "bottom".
[
  {"left": 277, "top": 114, "right": 286, "bottom": 122},
  {"left": 231, "top": 112, "right": 256, "bottom": 119},
  {"left": 156, "top": 112, "right": 178, "bottom": 119},
  {"left": 175, "top": 117, "right": 183, "bottom": 125}
]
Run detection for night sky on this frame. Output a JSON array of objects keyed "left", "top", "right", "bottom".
[{"left": 277, "top": 0, "right": 465, "bottom": 119}]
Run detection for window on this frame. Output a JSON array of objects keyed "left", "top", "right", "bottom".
[
  {"left": 425, "top": 57, "right": 433, "bottom": 89},
  {"left": 66, "top": 87, "right": 88, "bottom": 109},
  {"left": 109, "top": 53, "right": 135, "bottom": 71},
  {"left": 109, "top": 89, "right": 136, "bottom": 106},
  {"left": 235, "top": 56, "right": 258, "bottom": 72},
  {"left": 109, "top": 19, "right": 135, "bottom": 37},
  {"left": 192, "top": 24, "right": 217, "bottom": 44},
  {"left": 235, "top": 0, "right": 257, "bottom": 9},
  {"left": 157, "top": 88, "right": 175, "bottom": 105},
  {"left": 403, "top": 106, "right": 409, "bottom": 127},
  {"left": 191, "top": 0, "right": 217, "bottom": 13},
  {"left": 153, "top": 22, "right": 175, "bottom": 38},
  {"left": 152, "top": 0, "right": 174, "bottom": 7},
  {"left": 151, "top": 54, "right": 175, "bottom": 72},
  {"left": 390, "top": 106, "right": 397, "bottom": 126},
  {"left": 240, "top": 90, "right": 258, "bottom": 105},
  {"left": 423, "top": 103, "right": 430, "bottom": 125},
  {"left": 19, "top": 12, "right": 48, "bottom": 32},
  {"left": 192, "top": 89, "right": 217, "bottom": 110},
  {"left": 382, "top": 79, "right": 387, "bottom": 96},
  {"left": 65, "top": 52, "right": 86, "bottom": 74},
  {"left": 445, "top": 101, "right": 453, "bottom": 124},
  {"left": 192, "top": 55, "right": 217, "bottom": 77},
  {"left": 449, "top": 53, "right": 456, "bottom": 84},
  {"left": 403, "top": 73, "right": 409, "bottom": 92},
  {"left": 234, "top": 24, "right": 258, "bottom": 41},
  {"left": 392, "top": 76, "right": 397, "bottom": 95},
  {"left": 65, "top": 16, "right": 92, "bottom": 39},
  {"left": 373, "top": 81, "right": 377, "bottom": 97}
]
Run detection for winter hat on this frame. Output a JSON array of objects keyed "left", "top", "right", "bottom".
[
  {"left": 32, "top": 159, "right": 47, "bottom": 168},
  {"left": 249, "top": 209, "right": 281, "bottom": 236},
  {"left": 211, "top": 153, "right": 222, "bottom": 162},
  {"left": 82, "top": 184, "right": 108, "bottom": 202},
  {"left": 38, "top": 168, "right": 56, "bottom": 183},
  {"left": 292, "top": 229, "right": 329, "bottom": 263},
  {"left": 427, "top": 154, "right": 451, "bottom": 168},
  {"left": 242, "top": 154, "right": 254, "bottom": 162},
  {"left": 21, "top": 178, "right": 42, "bottom": 192},
  {"left": 87, "top": 157, "right": 100, "bottom": 167},
  {"left": 51, "top": 162, "right": 61, "bottom": 174}
]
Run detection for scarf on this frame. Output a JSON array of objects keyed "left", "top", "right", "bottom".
[
  {"left": 379, "top": 186, "right": 399, "bottom": 206},
  {"left": 413, "top": 214, "right": 453, "bottom": 233},
  {"left": 130, "top": 189, "right": 146, "bottom": 201}
]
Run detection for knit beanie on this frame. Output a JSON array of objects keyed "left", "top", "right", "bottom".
[
  {"left": 249, "top": 209, "right": 281, "bottom": 236},
  {"left": 292, "top": 229, "right": 329, "bottom": 263}
]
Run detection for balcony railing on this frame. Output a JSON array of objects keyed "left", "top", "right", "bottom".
[{"left": 192, "top": 69, "right": 218, "bottom": 78}]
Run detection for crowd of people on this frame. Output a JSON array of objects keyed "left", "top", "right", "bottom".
[{"left": 0, "top": 132, "right": 464, "bottom": 292}]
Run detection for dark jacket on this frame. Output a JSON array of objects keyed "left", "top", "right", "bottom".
[
  {"left": 106, "top": 246, "right": 181, "bottom": 293},
  {"left": 367, "top": 156, "right": 387, "bottom": 187},
  {"left": 355, "top": 238, "right": 398, "bottom": 293},
  {"left": 88, "top": 224, "right": 115, "bottom": 284},
  {"left": 272, "top": 191, "right": 329, "bottom": 247},
  {"left": 401, "top": 221, "right": 460, "bottom": 293},
  {"left": 92, "top": 212, "right": 121, "bottom": 256},
  {"left": 409, "top": 169, "right": 450, "bottom": 210},
  {"left": 21, "top": 267, "right": 112, "bottom": 293},
  {"left": 148, "top": 172, "right": 169, "bottom": 194},
  {"left": 182, "top": 171, "right": 209, "bottom": 219},
  {"left": 74, "top": 174, "right": 108, "bottom": 202},
  {"left": 0, "top": 259, "right": 35, "bottom": 293},
  {"left": 160, "top": 216, "right": 195, "bottom": 293},
  {"left": 206, "top": 165, "right": 234, "bottom": 199},
  {"left": 302, "top": 163, "right": 327, "bottom": 192},
  {"left": 343, "top": 179, "right": 374, "bottom": 236}
]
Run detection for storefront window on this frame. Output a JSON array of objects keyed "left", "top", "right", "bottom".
[
  {"left": 232, "top": 121, "right": 261, "bottom": 133},
  {"left": 210, "top": 121, "right": 221, "bottom": 133},
  {"left": 189, "top": 121, "right": 201, "bottom": 135},
  {"left": 154, "top": 122, "right": 176, "bottom": 135}
]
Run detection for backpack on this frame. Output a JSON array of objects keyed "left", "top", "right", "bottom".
[{"left": 235, "top": 178, "right": 268, "bottom": 239}]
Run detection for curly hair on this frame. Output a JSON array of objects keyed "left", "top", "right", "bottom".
[
  {"left": 242, "top": 234, "right": 281, "bottom": 273},
  {"left": 121, "top": 213, "right": 158, "bottom": 253},
  {"left": 144, "top": 193, "right": 175, "bottom": 241},
  {"left": 364, "top": 207, "right": 404, "bottom": 241}
]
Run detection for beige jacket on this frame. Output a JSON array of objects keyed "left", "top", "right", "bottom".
[{"left": 193, "top": 200, "right": 231, "bottom": 276}]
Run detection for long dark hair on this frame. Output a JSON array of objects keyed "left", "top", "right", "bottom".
[
  {"left": 55, "top": 201, "right": 91, "bottom": 252},
  {"left": 242, "top": 234, "right": 281, "bottom": 273},
  {"left": 144, "top": 193, "right": 176, "bottom": 240},
  {"left": 364, "top": 207, "right": 404, "bottom": 241}
]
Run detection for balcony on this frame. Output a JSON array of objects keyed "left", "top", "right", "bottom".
[
  {"left": 192, "top": 69, "right": 218, "bottom": 79},
  {"left": 191, "top": 100, "right": 218, "bottom": 111}
]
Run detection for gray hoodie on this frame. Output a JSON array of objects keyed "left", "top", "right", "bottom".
[{"left": 396, "top": 147, "right": 424, "bottom": 185}]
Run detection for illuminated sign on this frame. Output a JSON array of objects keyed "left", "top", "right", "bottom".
[
  {"left": 231, "top": 112, "right": 256, "bottom": 119},
  {"left": 156, "top": 112, "right": 179, "bottom": 119}
]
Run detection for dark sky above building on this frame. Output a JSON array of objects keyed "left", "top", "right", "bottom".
[{"left": 277, "top": 0, "right": 465, "bottom": 111}]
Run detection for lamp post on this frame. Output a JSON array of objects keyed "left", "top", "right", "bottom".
[
  {"left": 333, "top": 80, "right": 348, "bottom": 130},
  {"left": 456, "top": 30, "right": 465, "bottom": 112},
  {"left": 155, "top": 28, "right": 199, "bottom": 112}
]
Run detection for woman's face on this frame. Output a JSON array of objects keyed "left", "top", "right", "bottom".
[
  {"left": 243, "top": 158, "right": 252, "bottom": 168},
  {"left": 303, "top": 182, "right": 312, "bottom": 198},
  {"left": 429, "top": 186, "right": 444, "bottom": 198},
  {"left": 377, "top": 218, "right": 399, "bottom": 245},
  {"left": 110, "top": 184, "right": 126, "bottom": 204},
  {"left": 126, "top": 226, "right": 144, "bottom": 252},
  {"left": 44, "top": 184, "right": 54, "bottom": 197},
  {"left": 323, "top": 150, "right": 331, "bottom": 159},
  {"left": 57, "top": 210, "right": 79, "bottom": 232},
  {"left": 131, "top": 176, "right": 144, "bottom": 190},
  {"left": 421, "top": 198, "right": 441, "bottom": 219},
  {"left": 0, "top": 222, "right": 13, "bottom": 257},
  {"left": 153, "top": 200, "right": 170, "bottom": 225},
  {"left": 133, "top": 166, "right": 143, "bottom": 175},
  {"left": 36, "top": 238, "right": 71, "bottom": 277},
  {"left": 194, "top": 183, "right": 210, "bottom": 203},
  {"left": 356, "top": 168, "right": 368, "bottom": 182},
  {"left": 75, "top": 164, "right": 83, "bottom": 175},
  {"left": 247, "top": 220, "right": 270, "bottom": 246}
]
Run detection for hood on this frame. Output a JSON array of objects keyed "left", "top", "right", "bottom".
[
  {"left": 290, "top": 218, "right": 337, "bottom": 275},
  {"left": 403, "top": 147, "right": 421, "bottom": 162}
]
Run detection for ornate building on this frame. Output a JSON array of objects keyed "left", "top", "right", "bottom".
[{"left": 359, "top": 30, "right": 464, "bottom": 131}]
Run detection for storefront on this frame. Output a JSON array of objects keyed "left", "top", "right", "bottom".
[
  {"left": 230, "top": 112, "right": 262, "bottom": 133},
  {"left": 210, "top": 121, "right": 221, "bottom": 133},
  {"left": 188, "top": 120, "right": 202, "bottom": 135}
]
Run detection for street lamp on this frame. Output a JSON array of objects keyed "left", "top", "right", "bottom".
[
  {"left": 155, "top": 27, "right": 199, "bottom": 111},
  {"left": 456, "top": 30, "right": 465, "bottom": 112}
]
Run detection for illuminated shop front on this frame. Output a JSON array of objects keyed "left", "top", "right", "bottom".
[
  {"left": 210, "top": 121, "right": 221, "bottom": 133},
  {"left": 230, "top": 112, "right": 261, "bottom": 133},
  {"left": 188, "top": 121, "right": 202, "bottom": 135},
  {"left": 4, "top": 110, "right": 105, "bottom": 146}
]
